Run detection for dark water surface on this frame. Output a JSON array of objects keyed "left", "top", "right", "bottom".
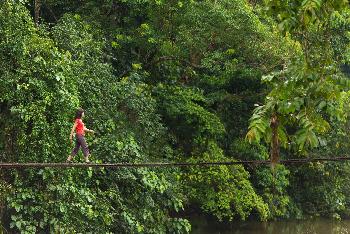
[{"left": 191, "top": 217, "right": 350, "bottom": 234}]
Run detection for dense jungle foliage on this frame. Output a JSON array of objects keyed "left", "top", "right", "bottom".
[{"left": 1, "top": 0, "right": 350, "bottom": 233}]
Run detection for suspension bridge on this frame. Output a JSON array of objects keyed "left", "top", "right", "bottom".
[{"left": 0, "top": 156, "right": 349, "bottom": 168}]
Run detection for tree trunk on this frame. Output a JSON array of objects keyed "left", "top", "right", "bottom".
[
  {"left": 34, "top": 0, "right": 41, "bottom": 28},
  {"left": 270, "top": 113, "right": 279, "bottom": 169}
]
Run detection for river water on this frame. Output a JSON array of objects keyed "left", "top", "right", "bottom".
[{"left": 191, "top": 217, "right": 350, "bottom": 234}]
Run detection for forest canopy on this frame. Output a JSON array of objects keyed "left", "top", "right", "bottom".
[{"left": 1, "top": 0, "right": 350, "bottom": 233}]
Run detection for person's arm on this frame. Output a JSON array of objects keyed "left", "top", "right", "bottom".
[
  {"left": 84, "top": 127, "right": 95, "bottom": 134},
  {"left": 70, "top": 122, "right": 77, "bottom": 143}
]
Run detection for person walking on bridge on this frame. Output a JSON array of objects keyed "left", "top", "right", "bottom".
[{"left": 66, "top": 108, "right": 94, "bottom": 163}]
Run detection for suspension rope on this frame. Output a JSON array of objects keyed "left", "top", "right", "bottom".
[{"left": 0, "top": 156, "right": 349, "bottom": 168}]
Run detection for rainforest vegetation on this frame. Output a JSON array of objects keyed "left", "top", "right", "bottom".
[{"left": 1, "top": 0, "right": 350, "bottom": 233}]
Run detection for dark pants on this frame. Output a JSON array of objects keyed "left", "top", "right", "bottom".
[{"left": 71, "top": 134, "right": 90, "bottom": 157}]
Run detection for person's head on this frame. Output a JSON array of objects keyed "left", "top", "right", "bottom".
[{"left": 75, "top": 108, "right": 85, "bottom": 119}]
